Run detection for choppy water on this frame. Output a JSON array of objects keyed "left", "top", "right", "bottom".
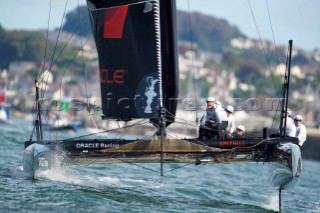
[{"left": 1, "top": 118, "right": 320, "bottom": 213}]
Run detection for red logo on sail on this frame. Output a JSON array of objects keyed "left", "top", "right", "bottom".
[
  {"left": 100, "top": 69, "right": 125, "bottom": 84},
  {"left": 104, "top": 6, "right": 128, "bottom": 39}
]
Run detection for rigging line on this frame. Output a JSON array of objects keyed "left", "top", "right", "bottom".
[
  {"left": 170, "top": 119, "right": 198, "bottom": 128},
  {"left": 37, "top": 0, "right": 52, "bottom": 81},
  {"left": 77, "top": 0, "right": 90, "bottom": 110},
  {"left": 270, "top": 46, "right": 291, "bottom": 131},
  {"left": 163, "top": 110, "right": 194, "bottom": 125},
  {"left": 77, "top": 153, "right": 122, "bottom": 167},
  {"left": 120, "top": 119, "right": 151, "bottom": 132},
  {"left": 48, "top": 1, "right": 70, "bottom": 140},
  {"left": 270, "top": 92, "right": 283, "bottom": 132},
  {"left": 88, "top": 115, "right": 110, "bottom": 139},
  {"left": 162, "top": 109, "right": 198, "bottom": 127},
  {"left": 56, "top": 37, "right": 90, "bottom": 95},
  {"left": 187, "top": 0, "right": 199, "bottom": 125},
  {"left": 54, "top": 38, "right": 90, "bottom": 140},
  {"left": 38, "top": 3, "right": 68, "bottom": 140},
  {"left": 142, "top": 132, "right": 158, "bottom": 140},
  {"left": 166, "top": 131, "right": 194, "bottom": 140},
  {"left": 163, "top": 163, "right": 193, "bottom": 174},
  {"left": 234, "top": 138, "right": 274, "bottom": 149},
  {"left": 40, "top": 0, "right": 70, "bottom": 99},
  {"left": 166, "top": 130, "right": 185, "bottom": 139},
  {"left": 41, "top": 0, "right": 69, "bottom": 81},
  {"left": 38, "top": 4, "right": 88, "bottom": 139},
  {"left": 62, "top": 120, "right": 151, "bottom": 141},
  {"left": 265, "top": 0, "right": 286, "bottom": 131},
  {"left": 247, "top": 0, "right": 278, "bottom": 92},
  {"left": 111, "top": 157, "right": 160, "bottom": 174},
  {"left": 40, "top": 110, "right": 60, "bottom": 141},
  {"left": 38, "top": 10, "right": 88, "bottom": 87},
  {"left": 116, "top": 121, "right": 134, "bottom": 140},
  {"left": 265, "top": 0, "right": 283, "bottom": 68},
  {"left": 166, "top": 129, "right": 212, "bottom": 147},
  {"left": 30, "top": 0, "right": 54, "bottom": 131},
  {"left": 163, "top": 113, "right": 198, "bottom": 127}
]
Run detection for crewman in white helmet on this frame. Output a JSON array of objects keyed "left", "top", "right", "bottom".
[
  {"left": 293, "top": 114, "right": 307, "bottom": 146},
  {"left": 215, "top": 100, "right": 228, "bottom": 125},
  {"left": 278, "top": 108, "right": 296, "bottom": 137},
  {"left": 225, "top": 105, "right": 235, "bottom": 138},
  {"left": 234, "top": 125, "right": 245, "bottom": 137},
  {"left": 199, "top": 97, "right": 219, "bottom": 139},
  {"left": 200, "top": 97, "right": 218, "bottom": 128}
]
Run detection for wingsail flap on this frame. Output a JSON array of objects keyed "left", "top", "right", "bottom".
[{"left": 87, "top": 0, "right": 178, "bottom": 123}]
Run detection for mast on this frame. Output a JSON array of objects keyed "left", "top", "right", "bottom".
[
  {"left": 279, "top": 40, "right": 293, "bottom": 137},
  {"left": 156, "top": 0, "right": 178, "bottom": 176},
  {"left": 35, "top": 80, "right": 43, "bottom": 141},
  {"left": 278, "top": 40, "right": 293, "bottom": 212},
  {"left": 159, "top": 108, "right": 166, "bottom": 176}
]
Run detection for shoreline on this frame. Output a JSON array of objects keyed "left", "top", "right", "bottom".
[{"left": 301, "top": 128, "right": 320, "bottom": 161}]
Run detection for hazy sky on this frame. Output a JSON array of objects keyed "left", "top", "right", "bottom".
[{"left": 0, "top": 0, "right": 319, "bottom": 51}]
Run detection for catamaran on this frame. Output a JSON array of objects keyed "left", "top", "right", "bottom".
[{"left": 23, "top": 1, "right": 301, "bottom": 211}]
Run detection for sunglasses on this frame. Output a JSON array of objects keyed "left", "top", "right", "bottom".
[
  {"left": 294, "top": 119, "right": 302, "bottom": 122},
  {"left": 236, "top": 129, "right": 243, "bottom": 132}
]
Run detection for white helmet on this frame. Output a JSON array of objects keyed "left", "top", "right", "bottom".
[
  {"left": 285, "top": 108, "right": 291, "bottom": 115},
  {"left": 215, "top": 101, "right": 222, "bottom": 106},
  {"left": 236, "top": 125, "right": 245, "bottom": 132},
  {"left": 206, "top": 97, "right": 216, "bottom": 102},
  {"left": 294, "top": 114, "right": 303, "bottom": 121},
  {"left": 287, "top": 108, "right": 292, "bottom": 115},
  {"left": 226, "top": 105, "right": 234, "bottom": 113}
]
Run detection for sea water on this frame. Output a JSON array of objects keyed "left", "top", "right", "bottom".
[{"left": 1, "top": 118, "right": 319, "bottom": 213}]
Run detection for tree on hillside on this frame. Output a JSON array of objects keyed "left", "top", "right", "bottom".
[
  {"left": 235, "top": 60, "right": 262, "bottom": 83},
  {"left": 176, "top": 11, "right": 245, "bottom": 52},
  {"left": 221, "top": 51, "right": 241, "bottom": 71},
  {"left": 0, "top": 31, "right": 49, "bottom": 68}
]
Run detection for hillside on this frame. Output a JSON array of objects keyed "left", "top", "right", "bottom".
[
  {"left": 60, "top": 7, "right": 245, "bottom": 52},
  {"left": 1, "top": 7, "right": 320, "bottom": 128}
]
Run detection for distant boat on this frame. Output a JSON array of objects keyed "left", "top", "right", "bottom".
[
  {"left": 23, "top": 1, "right": 301, "bottom": 211},
  {"left": 41, "top": 98, "right": 84, "bottom": 131},
  {"left": 0, "top": 89, "right": 12, "bottom": 125}
]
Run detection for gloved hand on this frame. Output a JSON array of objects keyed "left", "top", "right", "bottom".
[{"left": 205, "top": 121, "right": 212, "bottom": 128}]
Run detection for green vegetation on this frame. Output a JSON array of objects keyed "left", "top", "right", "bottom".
[
  {"left": 0, "top": 7, "right": 318, "bottom": 105},
  {"left": 176, "top": 11, "right": 245, "bottom": 52},
  {"left": 0, "top": 25, "right": 46, "bottom": 68}
]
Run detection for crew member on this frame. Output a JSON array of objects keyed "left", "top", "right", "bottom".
[
  {"left": 215, "top": 100, "right": 228, "bottom": 124},
  {"left": 199, "top": 97, "right": 219, "bottom": 139},
  {"left": 215, "top": 101, "right": 222, "bottom": 107},
  {"left": 225, "top": 105, "right": 235, "bottom": 138},
  {"left": 234, "top": 125, "right": 245, "bottom": 137},
  {"left": 294, "top": 115, "right": 307, "bottom": 146},
  {"left": 279, "top": 108, "right": 296, "bottom": 137}
]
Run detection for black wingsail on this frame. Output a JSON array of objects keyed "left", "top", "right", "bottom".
[{"left": 86, "top": 0, "right": 178, "bottom": 124}]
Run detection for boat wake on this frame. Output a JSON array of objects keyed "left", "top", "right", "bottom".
[{"left": 262, "top": 193, "right": 279, "bottom": 212}]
